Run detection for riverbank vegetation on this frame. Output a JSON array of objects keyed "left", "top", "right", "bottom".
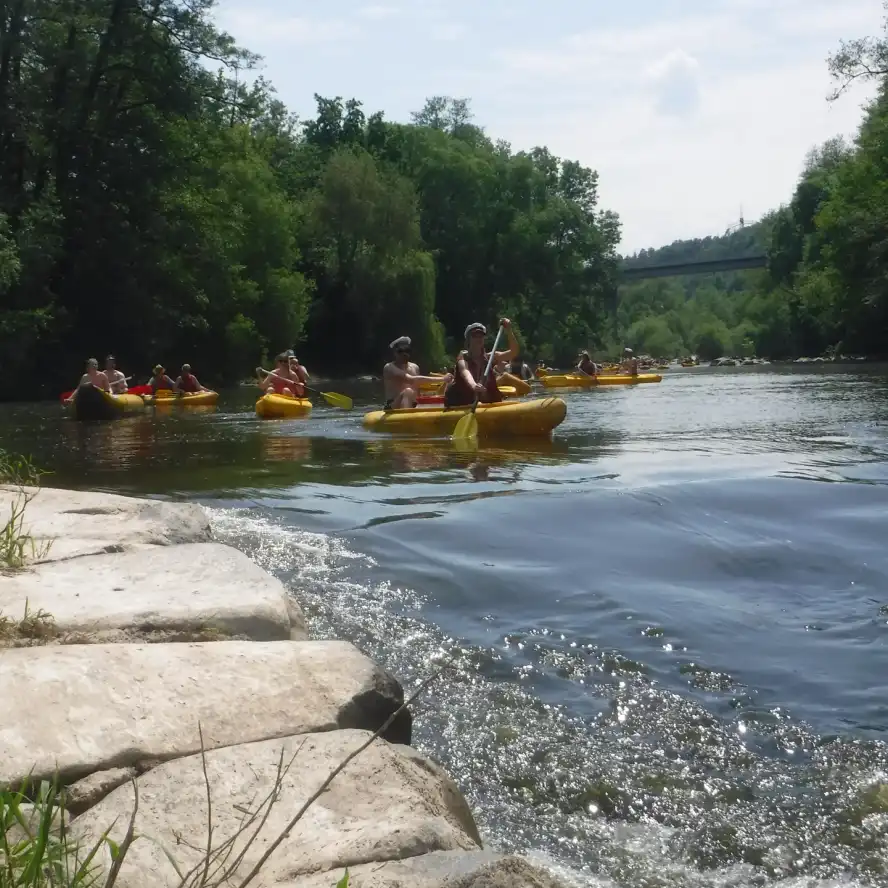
[
  {"left": 617, "top": 11, "right": 888, "bottom": 363},
  {"left": 0, "top": 450, "right": 48, "bottom": 569},
  {"left": 1, "top": 2, "right": 887, "bottom": 399}
]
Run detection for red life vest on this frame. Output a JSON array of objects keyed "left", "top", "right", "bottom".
[
  {"left": 178, "top": 373, "right": 200, "bottom": 393},
  {"left": 444, "top": 351, "right": 502, "bottom": 407}
]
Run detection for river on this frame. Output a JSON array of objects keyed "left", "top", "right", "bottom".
[{"left": 2, "top": 365, "right": 887, "bottom": 887}]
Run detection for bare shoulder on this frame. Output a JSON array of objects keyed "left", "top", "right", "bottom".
[{"left": 407, "top": 362, "right": 420, "bottom": 374}]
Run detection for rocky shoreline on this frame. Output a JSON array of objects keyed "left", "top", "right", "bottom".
[{"left": 0, "top": 485, "right": 568, "bottom": 887}]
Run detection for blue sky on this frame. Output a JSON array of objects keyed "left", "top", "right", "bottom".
[{"left": 213, "top": 0, "right": 884, "bottom": 252}]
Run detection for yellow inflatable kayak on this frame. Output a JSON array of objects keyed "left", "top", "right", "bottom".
[
  {"left": 539, "top": 373, "right": 662, "bottom": 388},
  {"left": 255, "top": 393, "right": 312, "bottom": 419},
  {"left": 67, "top": 386, "right": 146, "bottom": 421},
  {"left": 149, "top": 390, "right": 219, "bottom": 407},
  {"left": 497, "top": 372, "right": 533, "bottom": 395},
  {"left": 363, "top": 397, "right": 566, "bottom": 437}
]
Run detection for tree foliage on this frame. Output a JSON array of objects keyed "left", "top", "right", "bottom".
[
  {"left": 3, "top": 0, "right": 888, "bottom": 399},
  {"left": 0, "top": 6, "right": 621, "bottom": 400}
]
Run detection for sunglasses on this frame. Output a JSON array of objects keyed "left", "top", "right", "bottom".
[{"left": 396, "top": 347, "right": 411, "bottom": 354}]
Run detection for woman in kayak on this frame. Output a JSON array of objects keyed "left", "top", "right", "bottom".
[
  {"left": 383, "top": 335, "right": 452, "bottom": 409},
  {"left": 444, "top": 318, "right": 519, "bottom": 408},
  {"left": 256, "top": 354, "right": 305, "bottom": 397},
  {"left": 150, "top": 364, "right": 176, "bottom": 394},
  {"left": 576, "top": 351, "right": 599, "bottom": 376},
  {"left": 175, "top": 364, "right": 208, "bottom": 393},
  {"left": 508, "top": 356, "right": 534, "bottom": 381}
]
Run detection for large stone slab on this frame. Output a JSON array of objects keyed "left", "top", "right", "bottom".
[
  {"left": 296, "top": 851, "right": 571, "bottom": 887},
  {"left": 0, "top": 486, "right": 210, "bottom": 564},
  {"left": 0, "top": 543, "right": 303, "bottom": 643},
  {"left": 71, "top": 730, "right": 482, "bottom": 888},
  {"left": 0, "top": 640, "right": 410, "bottom": 788}
]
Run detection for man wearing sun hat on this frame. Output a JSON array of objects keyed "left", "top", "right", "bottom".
[
  {"left": 149, "top": 364, "right": 176, "bottom": 395},
  {"left": 383, "top": 335, "right": 452, "bottom": 409}
]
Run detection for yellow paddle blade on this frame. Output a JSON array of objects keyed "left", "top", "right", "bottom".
[
  {"left": 452, "top": 410, "right": 478, "bottom": 441},
  {"left": 320, "top": 390, "right": 353, "bottom": 410},
  {"left": 452, "top": 433, "right": 479, "bottom": 453}
]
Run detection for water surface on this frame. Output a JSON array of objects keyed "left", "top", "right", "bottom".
[{"left": 2, "top": 366, "right": 888, "bottom": 887}]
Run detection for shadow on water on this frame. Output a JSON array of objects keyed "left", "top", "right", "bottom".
[{"left": 3, "top": 366, "right": 888, "bottom": 886}]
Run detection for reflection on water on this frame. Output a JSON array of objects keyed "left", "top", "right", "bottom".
[{"left": 2, "top": 366, "right": 888, "bottom": 886}]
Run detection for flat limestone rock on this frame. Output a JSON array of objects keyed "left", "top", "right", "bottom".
[
  {"left": 0, "top": 640, "right": 410, "bottom": 787},
  {"left": 296, "top": 851, "right": 571, "bottom": 888},
  {"left": 0, "top": 543, "right": 302, "bottom": 643},
  {"left": 0, "top": 486, "right": 210, "bottom": 563},
  {"left": 71, "top": 730, "right": 481, "bottom": 888}
]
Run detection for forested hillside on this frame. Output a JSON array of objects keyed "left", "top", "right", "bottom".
[
  {"left": 617, "top": 69, "right": 888, "bottom": 364},
  {"left": 0, "top": 0, "right": 620, "bottom": 400},
  {"left": 615, "top": 222, "right": 778, "bottom": 360}
]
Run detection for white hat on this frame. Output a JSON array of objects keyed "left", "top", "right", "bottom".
[
  {"left": 389, "top": 336, "right": 412, "bottom": 350},
  {"left": 464, "top": 322, "right": 487, "bottom": 338}
]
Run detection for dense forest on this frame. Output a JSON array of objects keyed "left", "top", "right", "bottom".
[
  {"left": 0, "top": 0, "right": 620, "bottom": 400},
  {"left": 1, "top": 1, "right": 888, "bottom": 399}
]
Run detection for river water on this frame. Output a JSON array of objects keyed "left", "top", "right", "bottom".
[{"left": 2, "top": 366, "right": 888, "bottom": 887}]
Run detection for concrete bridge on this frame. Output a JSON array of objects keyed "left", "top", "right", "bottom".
[{"left": 619, "top": 254, "right": 768, "bottom": 281}]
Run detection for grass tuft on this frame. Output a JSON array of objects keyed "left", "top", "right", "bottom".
[
  {"left": 0, "top": 450, "right": 51, "bottom": 571},
  {"left": 0, "top": 780, "right": 115, "bottom": 888}
]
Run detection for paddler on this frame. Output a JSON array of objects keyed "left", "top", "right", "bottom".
[
  {"left": 149, "top": 364, "right": 176, "bottom": 394},
  {"left": 175, "top": 364, "right": 208, "bottom": 393},
  {"left": 104, "top": 355, "right": 128, "bottom": 393},
  {"left": 621, "top": 347, "right": 639, "bottom": 376},
  {"left": 286, "top": 351, "right": 310, "bottom": 387},
  {"left": 443, "top": 319, "right": 519, "bottom": 408},
  {"left": 576, "top": 350, "right": 599, "bottom": 377},
  {"left": 383, "top": 336, "right": 452, "bottom": 409},
  {"left": 256, "top": 354, "right": 305, "bottom": 397},
  {"left": 508, "top": 356, "right": 534, "bottom": 381},
  {"left": 76, "top": 358, "right": 110, "bottom": 392}
]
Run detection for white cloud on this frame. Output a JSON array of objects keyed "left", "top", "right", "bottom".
[
  {"left": 646, "top": 50, "right": 702, "bottom": 118},
  {"left": 357, "top": 5, "right": 399, "bottom": 20},
  {"left": 215, "top": 9, "right": 358, "bottom": 47},
  {"left": 212, "top": 0, "right": 885, "bottom": 250},
  {"left": 481, "top": 0, "right": 883, "bottom": 249}
]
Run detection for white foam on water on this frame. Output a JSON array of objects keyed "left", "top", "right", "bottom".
[{"left": 207, "top": 506, "right": 885, "bottom": 888}]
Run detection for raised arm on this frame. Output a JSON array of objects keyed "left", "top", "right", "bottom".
[{"left": 493, "top": 318, "right": 519, "bottom": 363}]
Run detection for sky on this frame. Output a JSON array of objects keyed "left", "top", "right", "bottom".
[{"left": 213, "top": 0, "right": 885, "bottom": 253}]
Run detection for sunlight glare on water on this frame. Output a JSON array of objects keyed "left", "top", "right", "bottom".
[{"left": 2, "top": 365, "right": 888, "bottom": 886}]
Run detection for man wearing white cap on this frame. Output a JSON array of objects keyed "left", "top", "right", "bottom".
[
  {"left": 621, "top": 347, "right": 639, "bottom": 376},
  {"left": 383, "top": 336, "right": 452, "bottom": 409}
]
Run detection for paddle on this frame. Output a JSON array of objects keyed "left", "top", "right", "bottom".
[
  {"left": 305, "top": 385, "right": 352, "bottom": 410},
  {"left": 60, "top": 377, "right": 137, "bottom": 401},
  {"left": 452, "top": 323, "right": 504, "bottom": 442}
]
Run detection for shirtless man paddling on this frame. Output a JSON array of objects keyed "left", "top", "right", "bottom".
[
  {"left": 104, "top": 355, "right": 128, "bottom": 394},
  {"left": 76, "top": 358, "right": 110, "bottom": 392},
  {"left": 383, "top": 336, "right": 452, "bottom": 409}
]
